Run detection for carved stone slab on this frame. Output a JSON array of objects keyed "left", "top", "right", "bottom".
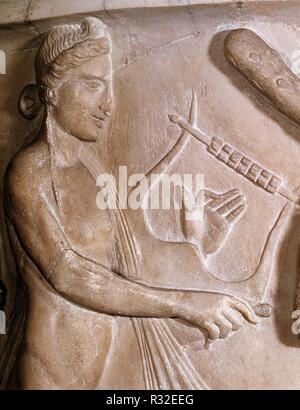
[{"left": 0, "top": 0, "right": 300, "bottom": 390}]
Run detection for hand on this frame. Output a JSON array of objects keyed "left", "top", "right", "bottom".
[
  {"left": 181, "top": 188, "right": 246, "bottom": 255},
  {"left": 179, "top": 292, "right": 257, "bottom": 342}
]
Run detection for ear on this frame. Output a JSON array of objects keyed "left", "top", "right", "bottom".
[
  {"left": 49, "top": 89, "right": 58, "bottom": 107},
  {"left": 18, "top": 84, "right": 42, "bottom": 120}
]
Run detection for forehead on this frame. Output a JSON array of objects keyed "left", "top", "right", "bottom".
[{"left": 71, "top": 54, "right": 112, "bottom": 79}]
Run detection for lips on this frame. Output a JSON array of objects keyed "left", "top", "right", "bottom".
[
  {"left": 92, "top": 115, "right": 107, "bottom": 128},
  {"left": 92, "top": 114, "right": 106, "bottom": 120}
]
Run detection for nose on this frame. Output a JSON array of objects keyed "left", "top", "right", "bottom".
[
  {"left": 100, "top": 99, "right": 112, "bottom": 117},
  {"left": 99, "top": 85, "right": 113, "bottom": 117}
]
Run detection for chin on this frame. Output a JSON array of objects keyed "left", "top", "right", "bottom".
[
  {"left": 76, "top": 122, "right": 106, "bottom": 142},
  {"left": 79, "top": 136, "right": 99, "bottom": 142},
  {"left": 76, "top": 131, "right": 100, "bottom": 142}
]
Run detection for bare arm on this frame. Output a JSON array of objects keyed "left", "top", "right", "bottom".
[
  {"left": 4, "top": 154, "right": 193, "bottom": 321},
  {"left": 50, "top": 248, "right": 186, "bottom": 318},
  {"left": 5, "top": 150, "right": 257, "bottom": 340}
]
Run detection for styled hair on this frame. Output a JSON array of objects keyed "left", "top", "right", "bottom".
[{"left": 35, "top": 17, "right": 111, "bottom": 103}]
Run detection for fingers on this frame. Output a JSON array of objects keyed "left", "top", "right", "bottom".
[
  {"left": 205, "top": 189, "right": 246, "bottom": 223},
  {"left": 222, "top": 306, "right": 243, "bottom": 331},
  {"left": 183, "top": 188, "right": 246, "bottom": 224},
  {"left": 203, "top": 189, "right": 219, "bottom": 204},
  {"left": 202, "top": 315, "right": 233, "bottom": 340},
  {"left": 202, "top": 321, "right": 220, "bottom": 340},
  {"left": 214, "top": 193, "right": 246, "bottom": 223},
  {"left": 200, "top": 298, "right": 258, "bottom": 342},
  {"left": 191, "top": 190, "right": 219, "bottom": 216},
  {"left": 206, "top": 189, "right": 239, "bottom": 209},
  {"left": 217, "top": 195, "right": 243, "bottom": 216},
  {"left": 212, "top": 315, "right": 233, "bottom": 339},
  {"left": 226, "top": 204, "right": 246, "bottom": 223},
  {"left": 225, "top": 297, "right": 258, "bottom": 324},
  {"left": 182, "top": 188, "right": 219, "bottom": 210}
]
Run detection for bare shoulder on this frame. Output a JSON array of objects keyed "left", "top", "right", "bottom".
[{"left": 5, "top": 140, "right": 51, "bottom": 208}]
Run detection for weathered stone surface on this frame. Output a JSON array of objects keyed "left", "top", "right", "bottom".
[
  {"left": 0, "top": 0, "right": 291, "bottom": 26},
  {"left": 1, "top": 0, "right": 300, "bottom": 390}
]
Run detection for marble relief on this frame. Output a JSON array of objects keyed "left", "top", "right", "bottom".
[{"left": 0, "top": 2, "right": 300, "bottom": 389}]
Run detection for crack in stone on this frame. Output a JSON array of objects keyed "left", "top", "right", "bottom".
[
  {"left": 8, "top": 46, "right": 38, "bottom": 55},
  {"left": 117, "top": 30, "right": 202, "bottom": 71},
  {"left": 24, "top": 0, "right": 32, "bottom": 23},
  {"left": 103, "top": 0, "right": 115, "bottom": 19},
  {"left": 24, "top": 0, "right": 42, "bottom": 39}
]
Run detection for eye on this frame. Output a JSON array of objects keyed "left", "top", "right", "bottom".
[{"left": 86, "top": 80, "right": 106, "bottom": 91}]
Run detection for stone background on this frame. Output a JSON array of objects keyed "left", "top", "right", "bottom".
[{"left": 1, "top": 0, "right": 300, "bottom": 388}]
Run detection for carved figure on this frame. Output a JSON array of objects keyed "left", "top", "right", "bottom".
[{"left": 4, "top": 18, "right": 257, "bottom": 389}]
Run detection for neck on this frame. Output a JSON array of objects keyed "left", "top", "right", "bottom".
[{"left": 43, "top": 112, "right": 93, "bottom": 168}]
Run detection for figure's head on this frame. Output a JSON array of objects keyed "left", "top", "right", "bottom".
[{"left": 35, "top": 17, "right": 113, "bottom": 142}]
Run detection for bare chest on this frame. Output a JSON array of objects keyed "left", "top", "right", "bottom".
[{"left": 54, "top": 165, "right": 115, "bottom": 265}]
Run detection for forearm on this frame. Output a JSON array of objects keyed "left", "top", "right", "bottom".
[{"left": 48, "top": 249, "right": 189, "bottom": 319}]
